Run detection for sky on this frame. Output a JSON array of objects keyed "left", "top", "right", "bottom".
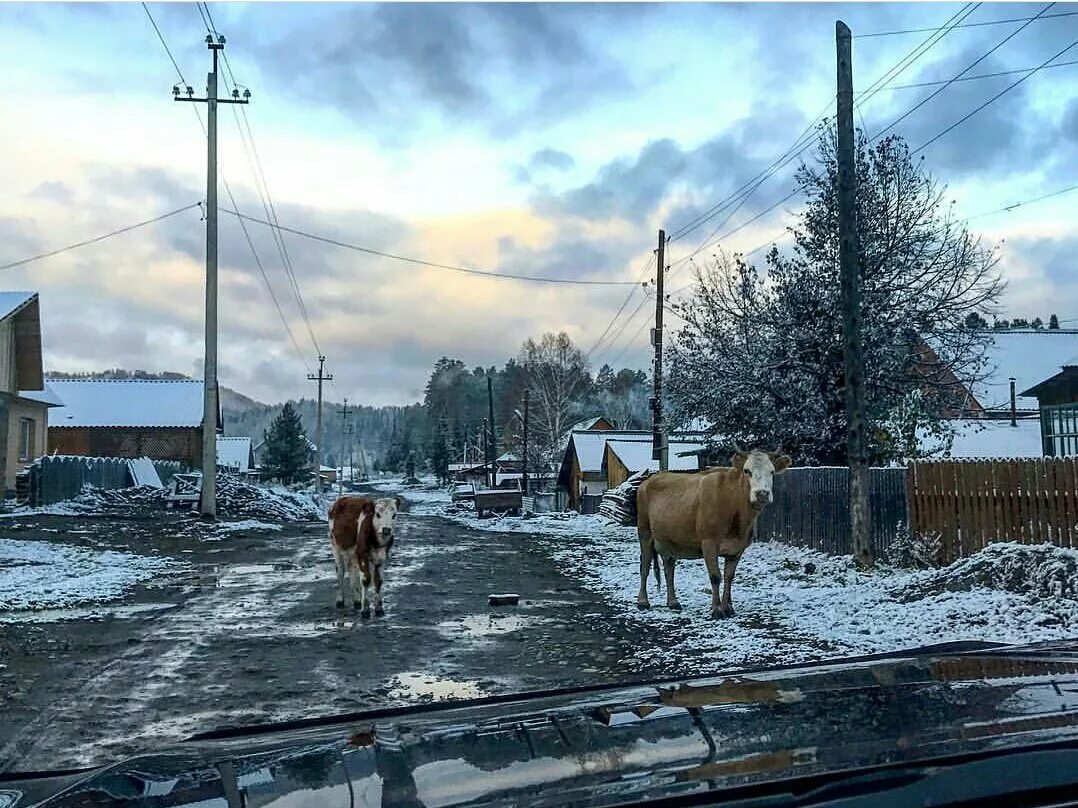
[{"left": 1, "top": 1, "right": 1077, "bottom": 406}]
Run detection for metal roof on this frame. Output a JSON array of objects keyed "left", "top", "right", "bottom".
[
  {"left": 48, "top": 379, "right": 205, "bottom": 428},
  {"left": 216, "top": 436, "right": 253, "bottom": 472}
]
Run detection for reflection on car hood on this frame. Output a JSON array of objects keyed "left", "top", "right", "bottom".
[{"left": 5, "top": 640, "right": 1078, "bottom": 807}]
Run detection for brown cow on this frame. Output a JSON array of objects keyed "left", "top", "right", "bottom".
[
  {"left": 636, "top": 449, "right": 791, "bottom": 619},
  {"left": 328, "top": 495, "right": 402, "bottom": 617}
]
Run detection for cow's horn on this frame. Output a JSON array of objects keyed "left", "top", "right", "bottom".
[{"left": 732, "top": 441, "right": 746, "bottom": 454}]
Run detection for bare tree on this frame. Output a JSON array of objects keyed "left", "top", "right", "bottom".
[{"left": 520, "top": 332, "right": 591, "bottom": 465}]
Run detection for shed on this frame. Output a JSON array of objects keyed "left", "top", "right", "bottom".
[
  {"left": 47, "top": 379, "right": 217, "bottom": 467},
  {"left": 216, "top": 436, "right": 254, "bottom": 474},
  {"left": 603, "top": 437, "right": 706, "bottom": 488},
  {"left": 1021, "top": 366, "right": 1078, "bottom": 456},
  {"left": 0, "top": 293, "right": 50, "bottom": 493}
]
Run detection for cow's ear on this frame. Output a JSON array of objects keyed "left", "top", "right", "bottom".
[
  {"left": 395, "top": 495, "right": 404, "bottom": 511},
  {"left": 771, "top": 454, "right": 792, "bottom": 473},
  {"left": 731, "top": 452, "right": 748, "bottom": 470}
]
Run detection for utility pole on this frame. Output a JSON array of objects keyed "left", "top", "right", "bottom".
[
  {"left": 487, "top": 376, "right": 496, "bottom": 488},
  {"left": 339, "top": 397, "right": 350, "bottom": 495},
  {"left": 481, "top": 417, "right": 491, "bottom": 489},
  {"left": 522, "top": 388, "right": 530, "bottom": 496},
  {"left": 837, "top": 21, "right": 872, "bottom": 567},
  {"left": 174, "top": 34, "right": 250, "bottom": 519},
  {"left": 307, "top": 356, "right": 333, "bottom": 494},
  {"left": 651, "top": 229, "right": 669, "bottom": 471}
]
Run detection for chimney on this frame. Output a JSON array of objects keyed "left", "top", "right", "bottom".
[{"left": 1010, "top": 377, "right": 1017, "bottom": 427}]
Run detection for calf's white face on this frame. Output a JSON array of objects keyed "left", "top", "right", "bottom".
[
  {"left": 372, "top": 497, "right": 400, "bottom": 543},
  {"left": 735, "top": 450, "right": 792, "bottom": 507}
]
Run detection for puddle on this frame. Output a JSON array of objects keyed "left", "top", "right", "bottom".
[
  {"left": 437, "top": 613, "right": 550, "bottom": 640},
  {"left": 388, "top": 672, "right": 485, "bottom": 701},
  {"left": 0, "top": 601, "right": 178, "bottom": 625}
]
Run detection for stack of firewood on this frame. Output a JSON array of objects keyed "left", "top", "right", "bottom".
[{"left": 599, "top": 470, "right": 650, "bottom": 526}]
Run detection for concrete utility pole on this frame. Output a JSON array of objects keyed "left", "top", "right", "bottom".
[
  {"left": 307, "top": 356, "right": 333, "bottom": 493},
  {"left": 338, "top": 397, "right": 351, "bottom": 495},
  {"left": 487, "top": 376, "right": 496, "bottom": 488},
  {"left": 522, "top": 388, "right": 530, "bottom": 496},
  {"left": 836, "top": 21, "right": 872, "bottom": 567},
  {"left": 651, "top": 229, "right": 669, "bottom": 471},
  {"left": 174, "top": 34, "right": 250, "bottom": 519}
]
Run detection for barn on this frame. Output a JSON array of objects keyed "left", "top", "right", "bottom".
[{"left": 47, "top": 379, "right": 217, "bottom": 467}]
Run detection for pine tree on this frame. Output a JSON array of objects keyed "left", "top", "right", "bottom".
[
  {"left": 1050, "top": 314, "right": 1060, "bottom": 330},
  {"left": 430, "top": 412, "right": 451, "bottom": 484},
  {"left": 1031, "top": 317, "right": 1044, "bottom": 330},
  {"left": 261, "top": 402, "right": 310, "bottom": 484}
]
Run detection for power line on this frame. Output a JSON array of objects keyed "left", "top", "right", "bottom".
[
  {"left": 967, "top": 182, "right": 1078, "bottom": 220},
  {"left": 913, "top": 36, "right": 1078, "bottom": 154},
  {"left": 221, "top": 208, "right": 641, "bottom": 286},
  {"left": 870, "top": 3, "right": 1056, "bottom": 142},
  {"left": 585, "top": 253, "right": 655, "bottom": 358},
  {"left": 856, "top": 8, "right": 1078, "bottom": 38},
  {"left": 665, "top": 4, "right": 979, "bottom": 250},
  {"left": 0, "top": 203, "right": 201, "bottom": 271},
  {"left": 880, "top": 58, "right": 1078, "bottom": 90}
]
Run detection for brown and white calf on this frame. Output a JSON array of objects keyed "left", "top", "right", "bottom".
[{"left": 328, "top": 495, "right": 401, "bottom": 617}]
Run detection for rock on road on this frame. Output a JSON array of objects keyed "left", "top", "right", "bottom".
[{"left": 0, "top": 508, "right": 661, "bottom": 771}]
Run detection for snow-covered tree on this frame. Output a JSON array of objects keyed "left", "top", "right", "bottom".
[
  {"left": 1050, "top": 314, "right": 1060, "bottom": 330},
  {"left": 667, "top": 129, "right": 1003, "bottom": 465}
]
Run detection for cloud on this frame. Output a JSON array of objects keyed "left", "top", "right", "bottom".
[{"left": 529, "top": 148, "right": 575, "bottom": 172}]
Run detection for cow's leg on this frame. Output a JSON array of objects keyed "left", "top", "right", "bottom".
[
  {"left": 373, "top": 564, "right": 385, "bottom": 617},
  {"left": 718, "top": 553, "right": 742, "bottom": 618},
  {"left": 333, "top": 547, "right": 346, "bottom": 609},
  {"left": 662, "top": 556, "right": 681, "bottom": 610},
  {"left": 701, "top": 540, "right": 724, "bottom": 619},
  {"left": 358, "top": 558, "right": 372, "bottom": 619},
  {"left": 636, "top": 533, "right": 654, "bottom": 610}
]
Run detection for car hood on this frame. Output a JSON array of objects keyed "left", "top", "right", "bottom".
[{"left": 5, "top": 639, "right": 1078, "bottom": 807}]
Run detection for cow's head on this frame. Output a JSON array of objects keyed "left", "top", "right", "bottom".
[
  {"left": 372, "top": 496, "right": 402, "bottom": 545},
  {"left": 733, "top": 449, "right": 792, "bottom": 508}
]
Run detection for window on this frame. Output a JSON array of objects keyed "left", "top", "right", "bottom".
[
  {"left": 18, "top": 417, "right": 35, "bottom": 462},
  {"left": 1040, "top": 404, "right": 1078, "bottom": 457}
]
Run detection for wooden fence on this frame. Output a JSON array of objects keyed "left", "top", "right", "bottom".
[
  {"left": 907, "top": 458, "right": 1078, "bottom": 563},
  {"left": 755, "top": 467, "right": 908, "bottom": 556}
]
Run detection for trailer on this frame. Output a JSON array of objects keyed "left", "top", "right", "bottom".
[{"left": 473, "top": 487, "right": 522, "bottom": 518}]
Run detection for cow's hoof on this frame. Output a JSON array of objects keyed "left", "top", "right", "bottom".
[
  {"left": 360, "top": 609, "right": 371, "bottom": 620},
  {"left": 711, "top": 605, "right": 735, "bottom": 619},
  {"left": 668, "top": 602, "right": 682, "bottom": 612},
  {"left": 636, "top": 601, "right": 651, "bottom": 611},
  {"left": 375, "top": 607, "right": 385, "bottom": 617}
]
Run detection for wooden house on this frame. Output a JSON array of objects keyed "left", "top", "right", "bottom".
[
  {"left": 47, "top": 379, "right": 217, "bottom": 467},
  {"left": 602, "top": 437, "right": 706, "bottom": 488},
  {"left": 1022, "top": 366, "right": 1078, "bottom": 456},
  {"left": 0, "top": 292, "right": 55, "bottom": 493}
]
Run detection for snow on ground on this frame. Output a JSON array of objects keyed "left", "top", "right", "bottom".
[
  {"left": 405, "top": 492, "right": 1078, "bottom": 672},
  {"left": 0, "top": 538, "right": 181, "bottom": 612}
]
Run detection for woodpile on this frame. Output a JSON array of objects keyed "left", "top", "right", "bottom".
[{"left": 599, "top": 470, "right": 650, "bottom": 526}]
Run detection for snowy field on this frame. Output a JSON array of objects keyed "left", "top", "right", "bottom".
[{"left": 387, "top": 479, "right": 1078, "bottom": 671}]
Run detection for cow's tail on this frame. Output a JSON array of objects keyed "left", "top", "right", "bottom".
[{"left": 652, "top": 552, "right": 661, "bottom": 592}]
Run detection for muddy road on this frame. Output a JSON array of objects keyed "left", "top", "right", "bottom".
[{"left": 0, "top": 505, "right": 664, "bottom": 772}]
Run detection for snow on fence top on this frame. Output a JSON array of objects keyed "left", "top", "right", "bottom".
[{"left": 48, "top": 379, "right": 205, "bottom": 428}]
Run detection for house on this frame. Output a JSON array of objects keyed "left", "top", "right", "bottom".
[
  {"left": 603, "top": 436, "right": 706, "bottom": 488},
  {"left": 47, "top": 379, "right": 216, "bottom": 467},
  {"left": 0, "top": 292, "right": 52, "bottom": 493},
  {"left": 216, "top": 436, "right": 254, "bottom": 475},
  {"left": 1021, "top": 366, "right": 1078, "bottom": 456},
  {"left": 558, "top": 428, "right": 705, "bottom": 511},
  {"left": 938, "top": 330, "right": 1078, "bottom": 419}
]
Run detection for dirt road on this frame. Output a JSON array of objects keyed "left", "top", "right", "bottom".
[{"left": 0, "top": 504, "right": 664, "bottom": 771}]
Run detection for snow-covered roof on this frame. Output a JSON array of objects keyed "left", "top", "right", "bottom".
[
  {"left": 605, "top": 438, "right": 704, "bottom": 473},
  {"left": 0, "top": 291, "right": 36, "bottom": 321},
  {"left": 216, "top": 436, "right": 252, "bottom": 472},
  {"left": 48, "top": 379, "right": 205, "bottom": 428},
  {"left": 18, "top": 383, "right": 63, "bottom": 407},
  {"left": 496, "top": 452, "right": 520, "bottom": 463},
  {"left": 972, "top": 331, "right": 1078, "bottom": 412},
  {"left": 918, "top": 418, "right": 1043, "bottom": 459},
  {"left": 569, "top": 430, "right": 650, "bottom": 473}
]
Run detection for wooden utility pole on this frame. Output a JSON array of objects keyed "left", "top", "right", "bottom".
[
  {"left": 307, "top": 356, "right": 333, "bottom": 493},
  {"left": 486, "top": 376, "right": 496, "bottom": 488},
  {"left": 338, "top": 397, "right": 351, "bottom": 495},
  {"left": 522, "top": 388, "right": 530, "bottom": 496},
  {"left": 651, "top": 229, "right": 669, "bottom": 471},
  {"left": 837, "top": 21, "right": 872, "bottom": 567},
  {"left": 174, "top": 34, "right": 249, "bottom": 519},
  {"left": 481, "top": 417, "right": 491, "bottom": 488}
]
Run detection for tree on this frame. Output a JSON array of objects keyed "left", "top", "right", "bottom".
[
  {"left": 1031, "top": 317, "right": 1044, "bottom": 330},
  {"left": 429, "top": 412, "right": 451, "bottom": 484},
  {"left": 963, "top": 312, "right": 988, "bottom": 330},
  {"left": 1050, "top": 314, "right": 1060, "bottom": 329},
  {"left": 1012, "top": 317, "right": 1029, "bottom": 328},
  {"left": 520, "top": 332, "right": 591, "bottom": 465},
  {"left": 260, "top": 402, "right": 310, "bottom": 483},
  {"left": 667, "top": 129, "right": 1003, "bottom": 465}
]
